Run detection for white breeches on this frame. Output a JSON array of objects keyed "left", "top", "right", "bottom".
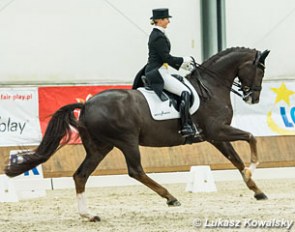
[{"left": 158, "top": 66, "right": 190, "bottom": 96}]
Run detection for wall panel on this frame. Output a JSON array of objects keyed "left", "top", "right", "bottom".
[{"left": 1, "top": 136, "right": 294, "bottom": 178}]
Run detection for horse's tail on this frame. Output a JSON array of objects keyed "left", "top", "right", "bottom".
[{"left": 5, "top": 103, "right": 84, "bottom": 177}]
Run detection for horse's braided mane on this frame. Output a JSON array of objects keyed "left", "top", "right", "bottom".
[{"left": 202, "top": 47, "right": 257, "bottom": 67}]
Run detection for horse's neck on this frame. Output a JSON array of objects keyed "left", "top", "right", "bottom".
[
  {"left": 195, "top": 64, "right": 237, "bottom": 89},
  {"left": 202, "top": 52, "right": 252, "bottom": 85}
]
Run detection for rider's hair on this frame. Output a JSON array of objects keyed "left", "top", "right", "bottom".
[{"left": 151, "top": 19, "right": 158, "bottom": 25}]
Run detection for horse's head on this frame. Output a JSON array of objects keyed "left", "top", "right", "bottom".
[{"left": 237, "top": 50, "right": 270, "bottom": 104}]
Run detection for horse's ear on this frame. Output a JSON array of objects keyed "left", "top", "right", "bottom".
[{"left": 259, "top": 50, "right": 270, "bottom": 64}]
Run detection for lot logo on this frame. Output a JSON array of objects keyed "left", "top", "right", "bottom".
[{"left": 267, "top": 82, "right": 295, "bottom": 135}]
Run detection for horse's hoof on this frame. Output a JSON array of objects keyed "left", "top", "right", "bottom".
[
  {"left": 254, "top": 193, "right": 268, "bottom": 200},
  {"left": 167, "top": 199, "right": 181, "bottom": 207},
  {"left": 89, "top": 216, "right": 101, "bottom": 222}
]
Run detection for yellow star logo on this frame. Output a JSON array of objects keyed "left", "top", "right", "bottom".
[{"left": 271, "top": 83, "right": 295, "bottom": 106}]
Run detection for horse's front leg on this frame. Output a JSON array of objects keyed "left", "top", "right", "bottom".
[
  {"left": 209, "top": 125, "right": 259, "bottom": 179},
  {"left": 209, "top": 140, "right": 267, "bottom": 200}
]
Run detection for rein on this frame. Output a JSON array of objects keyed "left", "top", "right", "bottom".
[
  {"left": 188, "top": 57, "right": 212, "bottom": 100},
  {"left": 231, "top": 81, "right": 246, "bottom": 98},
  {"left": 190, "top": 60, "right": 243, "bottom": 99},
  {"left": 189, "top": 57, "right": 263, "bottom": 101}
]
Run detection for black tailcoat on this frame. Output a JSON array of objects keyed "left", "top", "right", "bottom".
[{"left": 144, "top": 28, "right": 184, "bottom": 98}]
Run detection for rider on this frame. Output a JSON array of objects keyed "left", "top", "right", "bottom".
[{"left": 145, "top": 8, "right": 201, "bottom": 138}]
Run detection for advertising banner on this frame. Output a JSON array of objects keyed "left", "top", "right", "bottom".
[
  {"left": 232, "top": 81, "right": 295, "bottom": 136},
  {"left": 0, "top": 88, "right": 41, "bottom": 146},
  {"left": 38, "top": 85, "right": 131, "bottom": 144}
]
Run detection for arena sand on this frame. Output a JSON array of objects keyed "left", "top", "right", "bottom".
[{"left": 0, "top": 179, "right": 294, "bottom": 232}]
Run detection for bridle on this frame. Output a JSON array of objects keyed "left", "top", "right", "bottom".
[{"left": 231, "top": 51, "right": 265, "bottom": 100}]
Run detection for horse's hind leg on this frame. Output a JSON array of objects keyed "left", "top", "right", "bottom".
[
  {"left": 209, "top": 141, "right": 267, "bottom": 200},
  {"left": 119, "top": 144, "right": 181, "bottom": 206},
  {"left": 73, "top": 141, "right": 113, "bottom": 222}
]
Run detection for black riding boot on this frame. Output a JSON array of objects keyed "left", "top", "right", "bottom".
[{"left": 179, "top": 91, "right": 200, "bottom": 137}]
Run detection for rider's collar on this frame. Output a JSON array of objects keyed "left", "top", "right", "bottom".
[{"left": 154, "top": 26, "right": 166, "bottom": 34}]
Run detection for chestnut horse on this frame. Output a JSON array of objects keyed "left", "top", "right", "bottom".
[{"left": 5, "top": 47, "right": 270, "bottom": 222}]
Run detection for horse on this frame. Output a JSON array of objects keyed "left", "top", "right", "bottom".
[{"left": 5, "top": 47, "right": 270, "bottom": 222}]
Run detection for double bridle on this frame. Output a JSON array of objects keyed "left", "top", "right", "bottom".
[{"left": 231, "top": 61, "right": 265, "bottom": 100}]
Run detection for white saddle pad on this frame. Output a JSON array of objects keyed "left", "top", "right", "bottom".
[{"left": 138, "top": 78, "right": 199, "bottom": 120}]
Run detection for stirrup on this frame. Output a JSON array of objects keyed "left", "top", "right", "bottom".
[
  {"left": 191, "top": 124, "right": 204, "bottom": 140},
  {"left": 180, "top": 125, "right": 195, "bottom": 137},
  {"left": 192, "top": 123, "right": 202, "bottom": 135}
]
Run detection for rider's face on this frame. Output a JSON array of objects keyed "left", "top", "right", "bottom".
[{"left": 156, "top": 18, "right": 170, "bottom": 28}]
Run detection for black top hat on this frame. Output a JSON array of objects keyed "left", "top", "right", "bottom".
[{"left": 150, "top": 8, "right": 172, "bottom": 20}]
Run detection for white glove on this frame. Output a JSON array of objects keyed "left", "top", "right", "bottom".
[{"left": 181, "top": 56, "right": 194, "bottom": 71}]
